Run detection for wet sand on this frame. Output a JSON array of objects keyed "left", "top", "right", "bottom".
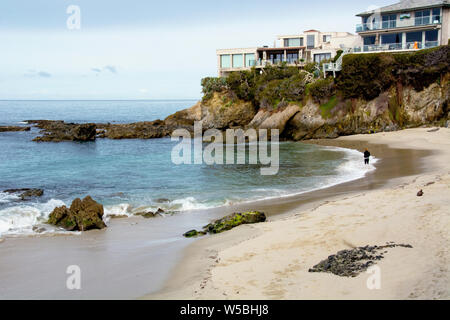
[
  {"left": 0, "top": 129, "right": 438, "bottom": 299},
  {"left": 147, "top": 129, "right": 444, "bottom": 300}
]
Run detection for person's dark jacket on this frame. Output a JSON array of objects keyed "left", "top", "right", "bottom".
[{"left": 364, "top": 151, "right": 371, "bottom": 159}]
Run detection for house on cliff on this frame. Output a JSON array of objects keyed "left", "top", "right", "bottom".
[
  {"left": 216, "top": 0, "right": 450, "bottom": 77},
  {"left": 355, "top": 0, "right": 450, "bottom": 53}
]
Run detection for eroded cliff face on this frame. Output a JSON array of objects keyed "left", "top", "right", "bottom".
[{"left": 280, "top": 79, "right": 449, "bottom": 141}]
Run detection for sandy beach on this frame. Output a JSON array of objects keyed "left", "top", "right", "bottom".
[{"left": 149, "top": 128, "right": 450, "bottom": 300}]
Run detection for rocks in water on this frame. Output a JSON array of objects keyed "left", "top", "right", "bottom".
[
  {"left": 32, "top": 225, "right": 46, "bottom": 233},
  {"left": 136, "top": 208, "right": 165, "bottom": 219},
  {"left": 26, "top": 120, "right": 96, "bottom": 142},
  {"left": 3, "top": 188, "right": 44, "bottom": 200},
  {"left": 183, "top": 211, "right": 266, "bottom": 238},
  {"left": 183, "top": 230, "right": 207, "bottom": 238},
  {"left": 47, "top": 196, "right": 107, "bottom": 231},
  {"left": 417, "top": 189, "right": 424, "bottom": 197},
  {"left": 0, "top": 126, "right": 31, "bottom": 132},
  {"left": 309, "top": 243, "right": 413, "bottom": 277}
]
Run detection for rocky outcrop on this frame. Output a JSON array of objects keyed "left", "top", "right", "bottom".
[
  {"left": 198, "top": 92, "right": 257, "bottom": 130},
  {"left": 47, "top": 196, "right": 106, "bottom": 231},
  {"left": 248, "top": 104, "right": 300, "bottom": 133},
  {"left": 183, "top": 211, "right": 266, "bottom": 237},
  {"left": 27, "top": 120, "right": 96, "bottom": 142},
  {"left": 0, "top": 126, "right": 30, "bottom": 132},
  {"left": 3, "top": 188, "right": 44, "bottom": 200}
]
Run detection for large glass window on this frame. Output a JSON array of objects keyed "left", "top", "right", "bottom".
[
  {"left": 269, "top": 53, "right": 283, "bottom": 64},
  {"left": 406, "top": 31, "right": 423, "bottom": 49},
  {"left": 286, "top": 52, "right": 299, "bottom": 63},
  {"left": 425, "top": 30, "right": 438, "bottom": 42},
  {"left": 381, "top": 33, "right": 402, "bottom": 44},
  {"left": 406, "top": 31, "right": 422, "bottom": 43},
  {"left": 363, "top": 36, "right": 376, "bottom": 45},
  {"left": 425, "top": 29, "right": 439, "bottom": 48},
  {"left": 415, "top": 10, "right": 431, "bottom": 25},
  {"left": 284, "top": 38, "right": 303, "bottom": 47},
  {"left": 232, "top": 54, "right": 243, "bottom": 68},
  {"left": 220, "top": 55, "right": 231, "bottom": 68},
  {"left": 307, "top": 35, "right": 315, "bottom": 49},
  {"left": 432, "top": 8, "right": 441, "bottom": 23},
  {"left": 245, "top": 53, "right": 255, "bottom": 67},
  {"left": 382, "top": 14, "right": 397, "bottom": 29},
  {"left": 314, "top": 53, "right": 331, "bottom": 63}
]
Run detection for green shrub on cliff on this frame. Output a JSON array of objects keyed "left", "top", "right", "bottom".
[
  {"left": 201, "top": 77, "right": 228, "bottom": 101},
  {"left": 255, "top": 73, "right": 307, "bottom": 109},
  {"left": 337, "top": 45, "right": 449, "bottom": 100},
  {"left": 308, "top": 77, "right": 336, "bottom": 104}
]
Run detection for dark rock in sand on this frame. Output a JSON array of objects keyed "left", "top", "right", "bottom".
[
  {"left": 3, "top": 188, "right": 44, "bottom": 200},
  {"left": 309, "top": 243, "right": 413, "bottom": 277},
  {"left": 417, "top": 190, "right": 424, "bottom": 197},
  {"left": 183, "top": 229, "right": 206, "bottom": 238},
  {"left": 0, "top": 126, "right": 31, "bottom": 132},
  {"left": 47, "top": 196, "right": 106, "bottom": 231},
  {"left": 183, "top": 211, "right": 266, "bottom": 238},
  {"left": 204, "top": 211, "right": 266, "bottom": 234},
  {"left": 26, "top": 120, "right": 96, "bottom": 142}
]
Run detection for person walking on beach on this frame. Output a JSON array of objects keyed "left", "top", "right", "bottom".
[{"left": 364, "top": 149, "right": 371, "bottom": 165}]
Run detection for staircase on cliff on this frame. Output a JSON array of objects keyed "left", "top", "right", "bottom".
[{"left": 322, "top": 48, "right": 352, "bottom": 78}]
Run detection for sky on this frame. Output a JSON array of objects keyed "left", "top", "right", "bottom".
[{"left": 0, "top": 0, "right": 394, "bottom": 100}]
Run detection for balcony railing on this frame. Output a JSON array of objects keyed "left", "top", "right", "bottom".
[
  {"left": 356, "top": 41, "right": 439, "bottom": 52},
  {"left": 356, "top": 15, "right": 441, "bottom": 32}
]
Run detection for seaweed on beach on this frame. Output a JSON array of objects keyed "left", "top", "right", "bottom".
[{"left": 309, "top": 243, "right": 413, "bottom": 277}]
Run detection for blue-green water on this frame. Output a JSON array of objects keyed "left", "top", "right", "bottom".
[{"left": 0, "top": 100, "right": 376, "bottom": 236}]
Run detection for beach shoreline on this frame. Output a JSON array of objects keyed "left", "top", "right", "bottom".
[
  {"left": 147, "top": 128, "right": 450, "bottom": 300},
  {"left": 0, "top": 128, "right": 447, "bottom": 299}
]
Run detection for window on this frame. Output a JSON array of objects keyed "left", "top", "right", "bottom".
[
  {"left": 432, "top": 8, "right": 441, "bottom": 23},
  {"left": 283, "top": 38, "right": 303, "bottom": 47},
  {"left": 406, "top": 31, "right": 422, "bottom": 43},
  {"left": 286, "top": 52, "right": 299, "bottom": 63},
  {"left": 381, "top": 33, "right": 402, "bottom": 44},
  {"left": 245, "top": 53, "right": 255, "bottom": 67},
  {"left": 232, "top": 54, "right": 243, "bottom": 68},
  {"left": 363, "top": 36, "right": 376, "bottom": 45},
  {"left": 425, "top": 30, "right": 438, "bottom": 42},
  {"left": 382, "top": 14, "right": 397, "bottom": 29},
  {"left": 220, "top": 55, "right": 231, "bottom": 68},
  {"left": 314, "top": 53, "right": 331, "bottom": 63},
  {"left": 323, "top": 35, "right": 331, "bottom": 43},
  {"left": 307, "top": 35, "right": 315, "bottom": 49},
  {"left": 415, "top": 10, "right": 431, "bottom": 25}
]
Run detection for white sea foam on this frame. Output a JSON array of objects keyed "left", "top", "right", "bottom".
[
  {"left": 0, "top": 192, "right": 20, "bottom": 204},
  {"left": 0, "top": 199, "right": 66, "bottom": 237}
]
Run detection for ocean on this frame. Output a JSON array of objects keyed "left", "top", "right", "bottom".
[{"left": 0, "top": 100, "right": 376, "bottom": 237}]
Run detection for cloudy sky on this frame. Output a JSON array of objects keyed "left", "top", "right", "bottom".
[{"left": 0, "top": 0, "right": 392, "bottom": 100}]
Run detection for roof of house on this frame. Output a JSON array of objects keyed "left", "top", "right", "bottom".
[{"left": 356, "top": 0, "right": 450, "bottom": 16}]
